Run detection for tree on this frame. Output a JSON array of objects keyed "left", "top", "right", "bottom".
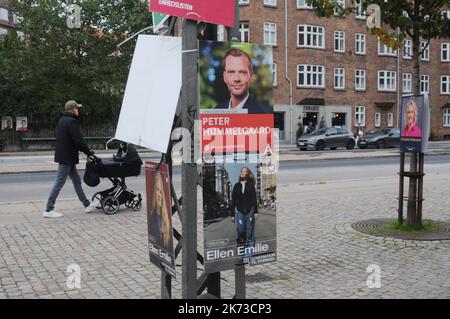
[
  {"left": 0, "top": 0, "right": 152, "bottom": 127},
  {"left": 307, "top": 0, "right": 450, "bottom": 229}
]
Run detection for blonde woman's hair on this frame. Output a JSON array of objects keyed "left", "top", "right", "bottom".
[{"left": 153, "top": 171, "right": 172, "bottom": 249}]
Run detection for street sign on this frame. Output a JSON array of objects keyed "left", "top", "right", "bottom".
[{"left": 149, "top": 0, "right": 235, "bottom": 27}]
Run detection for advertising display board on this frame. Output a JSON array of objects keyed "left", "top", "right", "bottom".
[
  {"left": 149, "top": 0, "right": 235, "bottom": 27},
  {"left": 115, "top": 35, "right": 182, "bottom": 153},
  {"left": 199, "top": 40, "right": 277, "bottom": 273},
  {"left": 400, "top": 94, "right": 430, "bottom": 153},
  {"left": 145, "top": 162, "right": 176, "bottom": 278}
]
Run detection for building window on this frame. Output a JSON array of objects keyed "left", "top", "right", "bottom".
[
  {"left": 421, "top": 41, "right": 430, "bottom": 61},
  {"left": 264, "top": 22, "right": 277, "bottom": 46},
  {"left": 297, "top": 24, "right": 325, "bottom": 49},
  {"left": 388, "top": 113, "right": 393, "bottom": 127},
  {"left": 355, "top": 33, "right": 366, "bottom": 55},
  {"left": 442, "top": 43, "right": 450, "bottom": 62},
  {"left": 355, "top": 0, "right": 365, "bottom": 19},
  {"left": 403, "top": 39, "right": 412, "bottom": 59},
  {"left": 334, "top": 68, "right": 345, "bottom": 90},
  {"left": 217, "top": 25, "right": 225, "bottom": 42},
  {"left": 334, "top": 0, "right": 345, "bottom": 15},
  {"left": 264, "top": 0, "right": 277, "bottom": 6},
  {"left": 378, "top": 70, "right": 397, "bottom": 92},
  {"left": 420, "top": 75, "right": 429, "bottom": 94},
  {"left": 403, "top": 73, "right": 412, "bottom": 93},
  {"left": 239, "top": 0, "right": 249, "bottom": 5},
  {"left": 355, "top": 106, "right": 365, "bottom": 127},
  {"left": 239, "top": 21, "right": 250, "bottom": 43},
  {"left": 334, "top": 31, "right": 345, "bottom": 53},
  {"left": 378, "top": 38, "right": 397, "bottom": 56},
  {"left": 444, "top": 108, "right": 450, "bottom": 127},
  {"left": 297, "top": 64, "right": 325, "bottom": 88},
  {"left": 297, "top": 0, "right": 313, "bottom": 9},
  {"left": 375, "top": 113, "right": 381, "bottom": 127},
  {"left": 272, "top": 63, "right": 277, "bottom": 86},
  {"left": 0, "top": 8, "right": 8, "bottom": 21},
  {"left": 17, "top": 30, "right": 24, "bottom": 41},
  {"left": 441, "top": 76, "right": 450, "bottom": 94},
  {"left": 355, "top": 69, "right": 366, "bottom": 91}
]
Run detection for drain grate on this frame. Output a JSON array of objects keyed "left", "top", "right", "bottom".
[
  {"left": 245, "top": 272, "right": 274, "bottom": 284},
  {"left": 352, "top": 218, "right": 450, "bottom": 241}
]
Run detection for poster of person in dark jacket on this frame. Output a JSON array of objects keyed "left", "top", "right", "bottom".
[
  {"left": 202, "top": 154, "right": 277, "bottom": 273},
  {"left": 145, "top": 162, "right": 176, "bottom": 278}
]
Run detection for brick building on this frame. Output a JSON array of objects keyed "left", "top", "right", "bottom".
[
  {"left": 0, "top": 0, "right": 12, "bottom": 34},
  {"left": 234, "top": 0, "right": 450, "bottom": 143}
]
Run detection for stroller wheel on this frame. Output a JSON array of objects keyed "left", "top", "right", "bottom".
[
  {"left": 132, "top": 200, "right": 142, "bottom": 211},
  {"left": 125, "top": 199, "right": 134, "bottom": 208},
  {"left": 102, "top": 196, "right": 120, "bottom": 215}
]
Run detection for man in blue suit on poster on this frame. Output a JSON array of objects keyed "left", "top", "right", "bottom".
[{"left": 215, "top": 48, "right": 270, "bottom": 114}]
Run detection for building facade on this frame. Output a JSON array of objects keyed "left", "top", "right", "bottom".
[
  {"left": 0, "top": 0, "right": 12, "bottom": 35},
  {"left": 235, "top": 0, "right": 450, "bottom": 143}
]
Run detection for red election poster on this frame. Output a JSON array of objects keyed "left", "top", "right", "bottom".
[
  {"left": 149, "top": 0, "right": 235, "bottom": 27},
  {"left": 201, "top": 113, "right": 274, "bottom": 155}
]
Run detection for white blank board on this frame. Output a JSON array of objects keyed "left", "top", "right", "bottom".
[{"left": 115, "top": 35, "right": 182, "bottom": 153}]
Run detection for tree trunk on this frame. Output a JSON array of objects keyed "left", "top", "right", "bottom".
[{"left": 406, "top": 8, "right": 422, "bottom": 229}]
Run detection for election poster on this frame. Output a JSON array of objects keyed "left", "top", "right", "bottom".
[
  {"left": 149, "top": 0, "right": 236, "bottom": 27},
  {"left": 1, "top": 116, "right": 13, "bottom": 130},
  {"left": 202, "top": 153, "right": 277, "bottom": 273},
  {"left": 199, "top": 40, "right": 273, "bottom": 115},
  {"left": 400, "top": 95, "right": 430, "bottom": 153},
  {"left": 16, "top": 116, "right": 28, "bottom": 132},
  {"left": 145, "top": 162, "right": 176, "bottom": 278},
  {"left": 200, "top": 40, "right": 277, "bottom": 273}
]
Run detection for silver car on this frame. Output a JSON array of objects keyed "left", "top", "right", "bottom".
[{"left": 297, "top": 127, "right": 356, "bottom": 151}]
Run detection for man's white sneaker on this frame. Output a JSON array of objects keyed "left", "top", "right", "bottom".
[
  {"left": 84, "top": 201, "right": 99, "bottom": 213},
  {"left": 43, "top": 210, "right": 63, "bottom": 218}
]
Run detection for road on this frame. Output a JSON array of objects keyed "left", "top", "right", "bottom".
[{"left": 1, "top": 154, "right": 449, "bottom": 203}]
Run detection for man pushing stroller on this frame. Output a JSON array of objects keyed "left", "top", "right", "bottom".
[{"left": 43, "top": 100, "right": 99, "bottom": 218}]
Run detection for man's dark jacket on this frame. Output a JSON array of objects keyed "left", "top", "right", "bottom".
[
  {"left": 215, "top": 95, "right": 270, "bottom": 114},
  {"left": 231, "top": 180, "right": 258, "bottom": 215},
  {"left": 54, "top": 112, "right": 92, "bottom": 165}
]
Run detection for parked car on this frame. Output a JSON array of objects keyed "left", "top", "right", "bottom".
[
  {"left": 297, "top": 127, "right": 356, "bottom": 151},
  {"left": 358, "top": 128, "right": 400, "bottom": 149}
]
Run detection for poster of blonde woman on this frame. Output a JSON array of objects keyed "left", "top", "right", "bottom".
[
  {"left": 400, "top": 95, "right": 430, "bottom": 153},
  {"left": 145, "top": 162, "right": 176, "bottom": 278}
]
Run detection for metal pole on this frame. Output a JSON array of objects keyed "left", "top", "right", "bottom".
[
  {"left": 228, "top": 0, "right": 247, "bottom": 299},
  {"left": 417, "top": 153, "right": 424, "bottom": 228},
  {"left": 407, "top": 152, "right": 418, "bottom": 227},
  {"left": 181, "top": 19, "right": 199, "bottom": 299},
  {"left": 398, "top": 152, "right": 404, "bottom": 225}
]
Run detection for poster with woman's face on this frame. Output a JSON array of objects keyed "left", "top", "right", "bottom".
[
  {"left": 400, "top": 95, "right": 428, "bottom": 153},
  {"left": 1, "top": 116, "right": 13, "bottom": 130},
  {"left": 202, "top": 154, "right": 277, "bottom": 273},
  {"left": 145, "top": 162, "right": 176, "bottom": 278},
  {"left": 16, "top": 116, "right": 28, "bottom": 132}
]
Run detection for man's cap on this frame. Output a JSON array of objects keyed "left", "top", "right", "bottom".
[{"left": 65, "top": 100, "right": 83, "bottom": 111}]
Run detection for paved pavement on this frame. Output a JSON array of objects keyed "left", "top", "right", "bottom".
[{"left": 1, "top": 151, "right": 450, "bottom": 298}]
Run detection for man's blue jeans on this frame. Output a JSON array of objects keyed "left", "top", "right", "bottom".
[
  {"left": 236, "top": 209, "right": 255, "bottom": 261},
  {"left": 46, "top": 164, "right": 90, "bottom": 211}
]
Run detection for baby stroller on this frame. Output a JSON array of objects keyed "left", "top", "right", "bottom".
[{"left": 85, "top": 142, "right": 143, "bottom": 215}]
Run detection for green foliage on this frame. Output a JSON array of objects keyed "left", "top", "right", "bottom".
[{"left": 0, "top": 0, "right": 152, "bottom": 125}]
